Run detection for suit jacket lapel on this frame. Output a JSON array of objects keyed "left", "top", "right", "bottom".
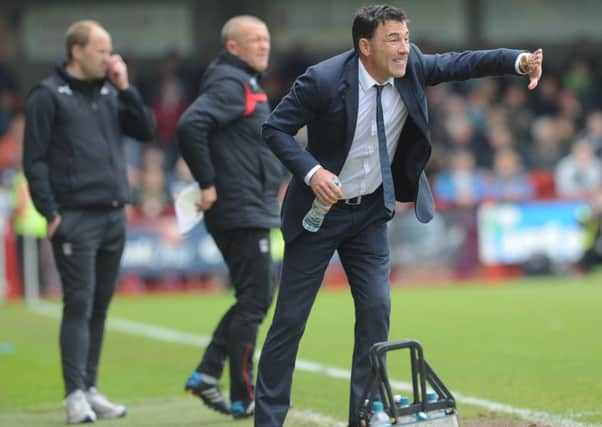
[
  {"left": 395, "top": 77, "right": 429, "bottom": 137},
  {"left": 342, "top": 55, "right": 359, "bottom": 153}
]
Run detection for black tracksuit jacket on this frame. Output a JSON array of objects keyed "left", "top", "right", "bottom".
[
  {"left": 177, "top": 52, "right": 282, "bottom": 232},
  {"left": 23, "top": 65, "right": 154, "bottom": 221}
]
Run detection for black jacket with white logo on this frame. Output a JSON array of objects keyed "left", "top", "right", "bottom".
[
  {"left": 23, "top": 64, "right": 154, "bottom": 221},
  {"left": 177, "top": 52, "right": 282, "bottom": 232}
]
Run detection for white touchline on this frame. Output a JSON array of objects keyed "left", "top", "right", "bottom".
[{"left": 29, "top": 301, "right": 599, "bottom": 427}]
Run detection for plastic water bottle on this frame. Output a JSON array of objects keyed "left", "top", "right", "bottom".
[
  {"left": 416, "top": 391, "right": 444, "bottom": 421},
  {"left": 427, "top": 391, "right": 447, "bottom": 419},
  {"left": 302, "top": 177, "right": 340, "bottom": 232},
  {"left": 394, "top": 395, "right": 413, "bottom": 425},
  {"left": 302, "top": 197, "right": 331, "bottom": 232},
  {"left": 369, "top": 401, "right": 391, "bottom": 427}
]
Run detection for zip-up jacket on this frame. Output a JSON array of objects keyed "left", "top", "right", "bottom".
[
  {"left": 177, "top": 52, "right": 282, "bottom": 232},
  {"left": 23, "top": 64, "right": 154, "bottom": 221}
]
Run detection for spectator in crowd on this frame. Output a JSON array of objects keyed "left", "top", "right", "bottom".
[
  {"left": 433, "top": 149, "right": 489, "bottom": 208},
  {"left": 577, "top": 189, "right": 602, "bottom": 273},
  {"left": 443, "top": 112, "right": 487, "bottom": 164},
  {"left": 466, "top": 79, "right": 498, "bottom": 135},
  {"left": 557, "top": 86, "right": 583, "bottom": 123},
  {"left": 529, "top": 75, "right": 560, "bottom": 116},
  {"left": 526, "top": 116, "right": 566, "bottom": 171},
  {"left": 555, "top": 138, "right": 602, "bottom": 199},
  {"left": 177, "top": 15, "right": 282, "bottom": 419},
  {"left": 132, "top": 147, "right": 172, "bottom": 220},
  {"left": 564, "top": 58, "right": 597, "bottom": 112},
  {"left": 254, "top": 4, "right": 543, "bottom": 427},
  {"left": 501, "top": 81, "right": 533, "bottom": 146},
  {"left": 150, "top": 51, "right": 189, "bottom": 169},
  {"left": 484, "top": 122, "right": 529, "bottom": 169},
  {"left": 487, "top": 147, "right": 534, "bottom": 202},
  {"left": 555, "top": 114, "right": 578, "bottom": 146},
  {"left": 23, "top": 20, "right": 154, "bottom": 424},
  {"left": 583, "top": 110, "right": 602, "bottom": 156}
]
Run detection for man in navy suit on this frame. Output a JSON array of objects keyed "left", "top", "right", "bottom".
[{"left": 254, "top": 5, "right": 543, "bottom": 427}]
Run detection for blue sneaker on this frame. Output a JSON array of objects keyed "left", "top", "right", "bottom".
[
  {"left": 231, "top": 400, "right": 254, "bottom": 419},
  {"left": 184, "top": 372, "right": 230, "bottom": 415}
]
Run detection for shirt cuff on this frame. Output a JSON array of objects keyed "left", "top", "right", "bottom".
[
  {"left": 515, "top": 53, "right": 529, "bottom": 75},
  {"left": 304, "top": 165, "right": 321, "bottom": 185}
]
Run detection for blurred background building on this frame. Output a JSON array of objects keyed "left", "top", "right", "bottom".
[{"left": 2, "top": 0, "right": 602, "bottom": 300}]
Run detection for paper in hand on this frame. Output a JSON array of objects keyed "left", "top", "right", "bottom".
[{"left": 174, "top": 182, "right": 204, "bottom": 234}]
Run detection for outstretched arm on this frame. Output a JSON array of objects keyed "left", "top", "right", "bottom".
[{"left": 419, "top": 44, "right": 543, "bottom": 89}]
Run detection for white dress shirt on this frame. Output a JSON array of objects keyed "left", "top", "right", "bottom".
[{"left": 337, "top": 60, "right": 408, "bottom": 199}]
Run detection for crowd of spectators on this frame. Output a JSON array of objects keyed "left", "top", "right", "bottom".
[{"left": 2, "top": 41, "right": 602, "bottom": 275}]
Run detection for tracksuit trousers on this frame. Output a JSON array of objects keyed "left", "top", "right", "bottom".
[
  {"left": 197, "top": 227, "right": 275, "bottom": 405},
  {"left": 51, "top": 207, "right": 125, "bottom": 394}
]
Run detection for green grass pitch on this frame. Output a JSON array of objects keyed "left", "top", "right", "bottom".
[{"left": 1, "top": 274, "right": 601, "bottom": 426}]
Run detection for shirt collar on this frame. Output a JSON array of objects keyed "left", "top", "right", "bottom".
[{"left": 358, "top": 59, "right": 394, "bottom": 93}]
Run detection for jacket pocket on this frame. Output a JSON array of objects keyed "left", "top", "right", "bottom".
[{"left": 259, "top": 151, "right": 283, "bottom": 196}]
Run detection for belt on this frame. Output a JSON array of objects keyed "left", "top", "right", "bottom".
[
  {"left": 342, "top": 195, "right": 363, "bottom": 205},
  {"left": 336, "top": 186, "right": 383, "bottom": 208}
]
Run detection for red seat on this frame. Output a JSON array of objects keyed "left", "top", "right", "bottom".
[{"left": 529, "top": 170, "right": 556, "bottom": 200}]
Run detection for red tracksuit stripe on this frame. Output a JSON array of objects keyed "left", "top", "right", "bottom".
[
  {"left": 243, "top": 83, "right": 267, "bottom": 117},
  {"left": 242, "top": 343, "right": 255, "bottom": 400}
]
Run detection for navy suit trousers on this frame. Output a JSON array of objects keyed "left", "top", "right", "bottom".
[{"left": 255, "top": 194, "right": 392, "bottom": 426}]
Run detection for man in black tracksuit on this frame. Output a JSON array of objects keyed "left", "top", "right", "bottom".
[
  {"left": 177, "top": 15, "right": 281, "bottom": 419},
  {"left": 23, "top": 20, "right": 153, "bottom": 424}
]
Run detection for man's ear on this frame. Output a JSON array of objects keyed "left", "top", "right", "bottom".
[
  {"left": 358, "top": 38, "right": 371, "bottom": 57},
  {"left": 71, "top": 44, "right": 83, "bottom": 62},
  {"left": 225, "top": 39, "right": 238, "bottom": 56}
]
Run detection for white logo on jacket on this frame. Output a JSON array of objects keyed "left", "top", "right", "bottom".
[
  {"left": 62, "top": 242, "right": 73, "bottom": 256},
  {"left": 57, "top": 85, "right": 72, "bottom": 95},
  {"left": 259, "top": 237, "right": 269, "bottom": 254}
]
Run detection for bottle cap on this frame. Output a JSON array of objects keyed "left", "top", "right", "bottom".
[
  {"left": 416, "top": 411, "right": 428, "bottom": 420},
  {"left": 372, "top": 401, "right": 384, "bottom": 411},
  {"left": 399, "top": 396, "right": 410, "bottom": 406},
  {"left": 426, "top": 391, "right": 438, "bottom": 403}
]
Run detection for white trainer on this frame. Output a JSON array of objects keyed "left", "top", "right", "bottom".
[
  {"left": 65, "top": 389, "right": 97, "bottom": 424},
  {"left": 84, "top": 387, "right": 127, "bottom": 419}
]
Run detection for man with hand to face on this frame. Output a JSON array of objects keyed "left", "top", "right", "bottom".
[
  {"left": 23, "top": 20, "right": 154, "bottom": 424},
  {"left": 254, "top": 4, "right": 543, "bottom": 427},
  {"left": 178, "top": 15, "right": 281, "bottom": 420}
]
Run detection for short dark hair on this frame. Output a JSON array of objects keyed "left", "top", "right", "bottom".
[{"left": 352, "top": 4, "right": 407, "bottom": 51}]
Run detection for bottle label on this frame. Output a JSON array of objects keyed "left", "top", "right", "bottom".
[{"left": 302, "top": 177, "right": 340, "bottom": 232}]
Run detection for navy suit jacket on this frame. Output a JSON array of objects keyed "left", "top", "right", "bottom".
[{"left": 263, "top": 44, "right": 523, "bottom": 242}]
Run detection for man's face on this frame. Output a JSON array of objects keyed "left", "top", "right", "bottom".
[
  {"left": 230, "top": 21, "right": 271, "bottom": 72},
  {"left": 76, "top": 26, "right": 112, "bottom": 80},
  {"left": 363, "top": 20, "right": 410, "bottom": 82}
]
